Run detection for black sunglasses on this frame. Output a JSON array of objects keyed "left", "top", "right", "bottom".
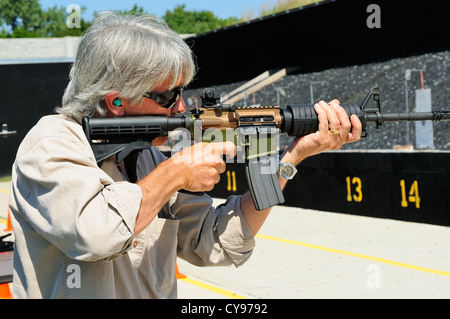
[{"left": 143, "top": 87, "right": 184, "bottom": 109}]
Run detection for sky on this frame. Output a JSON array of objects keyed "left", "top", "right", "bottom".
[{"left": 39, "top": 0, "right": 277, "bottom": 20}]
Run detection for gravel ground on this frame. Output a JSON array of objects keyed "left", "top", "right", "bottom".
[{"left": 184, "top": 50, "right": 450, "bottom": 150}]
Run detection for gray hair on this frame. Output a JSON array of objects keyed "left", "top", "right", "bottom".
[{"left": 56, "top": 12, "right": 196, "bottom": 120}]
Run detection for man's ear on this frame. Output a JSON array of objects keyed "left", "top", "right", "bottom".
[{"left": 105, "top": 91, "right": 125, "bottom": 116}]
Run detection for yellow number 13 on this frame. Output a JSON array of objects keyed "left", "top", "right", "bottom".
[{"left": 346, "top": 176, "right": 363, "bottom": 202}]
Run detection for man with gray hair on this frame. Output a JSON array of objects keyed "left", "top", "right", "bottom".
[{"left": 9, "top": 12, "right": 362, "bottom": 298}]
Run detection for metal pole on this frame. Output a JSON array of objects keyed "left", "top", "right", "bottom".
[
  {"left": 276, "top": 87, "right": 286, "bottom": 106},
  {"left": 404, "top": 79, "right": 409, "bottom": 145},
  {"left": 404, "top": 68, "right": 424, "bottom": 147},
  {"left": 310, "top": 81, "right": 325, "bottom": 104}
]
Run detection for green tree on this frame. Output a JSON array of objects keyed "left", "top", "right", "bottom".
[
  {"left": 115, "top": 4, "right": 147, "bottom": 15},
  {"left": 0, "top": 0, "right": 89, "bottom": 37},
  {"left": 0, "top": 2, "right": 241, "bottom": 37},
  {"left": 37, "top": 5, "right": 90, "bottom": 37},
  {"left": 0, "top": 0, "right": 42, "bottom": 36},
  {"left": 163, "top": 4, "right": 238, "bottom": 34}
]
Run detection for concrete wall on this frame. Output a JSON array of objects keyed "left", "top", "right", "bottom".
[{"left": 0, "top": 37, "right": 80, "bottom": 61}]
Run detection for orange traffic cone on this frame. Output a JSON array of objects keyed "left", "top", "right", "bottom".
[
  {"left": 176, "top": 262, "right": 186, "bottom": 279},
  {"left": 0, "top": 283, "right": 12, "bottom": 299},
  {"left": 4, "top": 208, "right": 12, "bottom": 232}
]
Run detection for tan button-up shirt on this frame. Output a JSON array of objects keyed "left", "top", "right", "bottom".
[{"left": 9, "top": 114, "right": 255, "bottom": 298}]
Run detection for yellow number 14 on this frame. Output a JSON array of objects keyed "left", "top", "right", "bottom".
[{"left": 400, "top": 180, "right": 420, "bottom": 209}]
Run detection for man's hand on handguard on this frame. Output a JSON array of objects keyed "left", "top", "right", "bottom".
[{"left": 281, "top": 100, "right": 363, "bottom": 166}]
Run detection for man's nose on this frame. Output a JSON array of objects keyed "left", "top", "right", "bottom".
[{"left": 171, "top": 96, "right": 187, "bottom": 114}]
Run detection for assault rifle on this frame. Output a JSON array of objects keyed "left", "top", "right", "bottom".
[{"left": 82, "top": 87, "right": 450, "bottom": 210}]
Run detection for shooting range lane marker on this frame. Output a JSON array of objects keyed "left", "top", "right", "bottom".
[
  {"left": 255, "top": 234, "right": 450, "bottom": 277},
  {"left": 179, "top": 276, "right": 249, "bottom": 299}
]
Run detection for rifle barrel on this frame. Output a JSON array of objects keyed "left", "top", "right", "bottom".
[{"left": 364, "top": 111, "right": 450, "bottom": 123}]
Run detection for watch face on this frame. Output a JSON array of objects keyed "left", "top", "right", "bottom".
[{"left": 280, "top": 165, "right": 294, "bottom": 179}]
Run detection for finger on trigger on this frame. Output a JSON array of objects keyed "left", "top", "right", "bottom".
[{"left": 209, "top": 141, "right": 236, "bottom": 159}]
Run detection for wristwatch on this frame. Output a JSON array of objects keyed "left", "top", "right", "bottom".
[{"left": 277, "top": 161, "right": 298, "bottom": 180}]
